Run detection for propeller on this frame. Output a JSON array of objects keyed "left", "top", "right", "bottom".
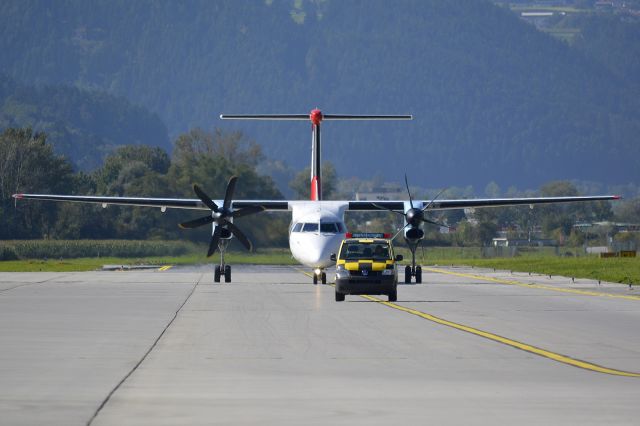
[
  {"left": 179, "top": 176, "right": 264, "bottom": 257},
  {"left": 377, "top": 174, "right": 449, "bottom": 240}
]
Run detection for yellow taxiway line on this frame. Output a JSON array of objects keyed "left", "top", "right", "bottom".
[
  {"left": 293, "top": 266, "right": 640, "bottom": 377},
  {"left": 424, "top": 267, "right": 640, "bottom": 302},
  {"left": 158, "top": 265, "right": 173, "bottom": 271},
  {"left": 361, "top": 294, "right": 640, "bottom": 378}
]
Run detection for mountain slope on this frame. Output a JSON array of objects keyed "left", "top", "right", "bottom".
[
  {"left": 0, "top": 0, "right": 636, "bottom": 187},
  {"left": 0, "top": 75, "right": 170, "bottom": 170}
]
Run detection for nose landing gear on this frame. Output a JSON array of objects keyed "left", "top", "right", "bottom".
[{"left": 313, "top": 269, "right": 327, "bottom": 285}]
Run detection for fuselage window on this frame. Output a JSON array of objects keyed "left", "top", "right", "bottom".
[
  {"left": 302, "top": 223, "right": 318, "bottom": 232},
  {"left": 320, "top": 222, "right": 338, "bottom": 233},
  {"left": 292, "top": 223, "right": 303, "bottom": 232}
]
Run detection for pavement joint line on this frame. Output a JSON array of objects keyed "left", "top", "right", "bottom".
[
  {"left": 86, "top": 272, "right": 204, "bottom": 426},
  {"left": 0, "top": 275, "right": 67, "bottom": 294},
  {"left": 425, "top": 267, "right": 640, "bottom": 301},
  {"left": 291, "top": 267, "right": 640, "bottom": 378}
]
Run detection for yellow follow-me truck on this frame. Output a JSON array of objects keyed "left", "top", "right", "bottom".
[{"left": 330, "top": 233, "right": 403, "bottom": 302}]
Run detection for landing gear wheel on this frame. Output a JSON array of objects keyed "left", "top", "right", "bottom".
[
  {"left": 224, "top": 265, "right": 231, "bottom": 283},
  {"left": 415, "top": 266, "right": 422, "bottom": 284},
  {"left": 388, "top": 288, "right": 397, "bottom": 302},
  {"left": 313, "top": 273, "right": 318, "bottom": 285},
  {"left": 214, "top": 266, "right": 221, "bottom": 283},
  {"left": 335, "top": 291, "right": 345, "bottom": 302},
  {"left": 321, "top": 272, "right": 327, "bottom": 284},
  {"left": 405, "top": 265, "right": 412, "bottom": 284}
]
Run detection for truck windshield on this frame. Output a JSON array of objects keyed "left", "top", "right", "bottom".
[{"left": 340, "top": 242, "right": 390, "bottom": 260}]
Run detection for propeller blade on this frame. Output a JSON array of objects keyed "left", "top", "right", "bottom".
[
  {"left": 231, "top": 205, "right": 265, "bottom": 218},
  {"left": 207, "top": 226, "right": 223, "bottom": 257},
  {"left": 226, "top": 221, "right": 253, "bottom": 251},
  {"left": 391, "top": 223, "right": 411, "bottom": 241},
  {"left": 404, "top": 174, "right": 414, "bottom": 209},
  {"left": 424, "top": 218, "right": 450, "bottom": 229},
  {"left": 179, "top": 215, "right": 215, "bottom": 229},
  {"left": 422, "top": 188, "right": 447, "bottom": 212},
  {"left": 223, "top": 176, "right": 238, "bottom": 210},
  {"left": 194, "top": 184, "right": 219, "bottom": 212}
]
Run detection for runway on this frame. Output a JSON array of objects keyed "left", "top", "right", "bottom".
[{"left": 1, "top": 265, "right": 639, "bottom": 425}]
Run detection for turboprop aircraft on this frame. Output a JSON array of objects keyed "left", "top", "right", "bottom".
[{"left": 13, "top": 108, "right": 619, "bottom": 284}]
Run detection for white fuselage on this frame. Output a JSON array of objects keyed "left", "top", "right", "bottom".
[{"left": 288, "top": 201, "right": 347, "bottom": 269}]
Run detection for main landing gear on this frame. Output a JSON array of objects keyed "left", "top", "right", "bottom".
[
  {"left": 313, "top": 269, "right": 327, "bottom": 285},
  {"left": 214, "top": 240, "right": 232, "bottom": 283},
  {"left": 404, "top": 265, "right": 422, "bottom": 284},
  {"left": 404, "top": 242, "right": 422, "bottom": 284}
]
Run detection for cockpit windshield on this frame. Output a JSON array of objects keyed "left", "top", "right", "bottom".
[
  {"left": 292, "top": 221, "right": 346, "bottom": 233},
  {"left": 320, "top": 222, "right": 337, "bottom": 233},
  {"left": 302, "top": 223, "right": 318, "bottom": 232}
]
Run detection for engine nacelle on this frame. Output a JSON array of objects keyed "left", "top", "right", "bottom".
[
  {"left": 404, "top": 227, "right": 424, "bottom": 241},
  {"left": 215, "top": 227, "right": 232, "bottom": 239}
]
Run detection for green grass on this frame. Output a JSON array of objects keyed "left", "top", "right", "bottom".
[
  {"left": 424, "top": 256, "right": 639, "bottom": 285},
  {"left": 0, "top": 249, "right": 297, "bottom": 272},
  {"left": 391, "top": 246, "right": 639, "bottom": 285},
  {"left": 1, "top": 242, "right": 637, "bottom": 286}
]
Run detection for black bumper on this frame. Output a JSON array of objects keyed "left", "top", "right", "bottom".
[{"left": 335, "top": 275, "right": 396, "bottom": 295}]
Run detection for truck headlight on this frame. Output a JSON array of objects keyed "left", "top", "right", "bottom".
[
  {"left": 336, "top": 264, "right": 349, "bottom": 278},
  {"left": 382, "top": 269, "right": 394, "bottom": 276}
]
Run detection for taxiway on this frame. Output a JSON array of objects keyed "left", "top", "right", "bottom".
[{"left": 1, "top": 265, "right": 639, "bottom": 425}]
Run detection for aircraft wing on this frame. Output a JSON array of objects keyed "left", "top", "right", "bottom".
[
  {"left": 14, "top": 193, "right": 619, "bottom": 213},
  {"left": 347, "top": 195, "right": 620, "bottom": 212},
  {"left": 12, "top": 194, "right": 290, "bottom": 211}
]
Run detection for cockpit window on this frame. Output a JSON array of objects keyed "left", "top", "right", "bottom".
[
  {"left": 337, "top": 222, "right": 346, "bottom": 233},
  {"left": 302, "top": 223, "right": 318, "bottom": 232},
  {"left": 320, "top": 222, "right": 338, "bottom": 233},
  {"left": 340, "top": 242, "right": 391, "bottom": 260},
  {"left": 292, "top": 223, "right": 303, "bottom": 232}
]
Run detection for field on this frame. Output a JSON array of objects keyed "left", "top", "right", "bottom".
[
  {"left": 402, "top": 246, "right": 639, "bottom": 285},
  {"left": 0, "top": 241, "right": 637, "bottom": 285}
]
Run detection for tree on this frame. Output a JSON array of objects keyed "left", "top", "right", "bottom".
[
  {"left": 168, "top": 129, "right": 286, "bottom": 247},
  {"left": 289, "top": 162, "right": 337, "bottom": 200},
  {"left": 0, "top": 128, "right": 74, "bottom": 239}
]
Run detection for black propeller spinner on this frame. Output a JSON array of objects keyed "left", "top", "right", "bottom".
[
  {"left": 375, "top": 175, "right": 449, "bottom": 284},
  {"left": 377, "top": 174, "right": 448, "bottom": 241},
  {"left": 179, "top": 176, "right": 264, "bottom": 257}
]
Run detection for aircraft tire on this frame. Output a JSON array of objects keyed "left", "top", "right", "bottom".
[
  {"left": 388, "top": 288, "right": 397, "bottom": 302},
  {"left": 335, "top": 291, "right": 345, "bottom": 302},
  {"left": 224, "top": 265, "right": 231, "bottom": 283},
  {"left": 404, "top": 265, "right": 412, "bottom": 284},
  {"left": 321, "top": 272, "right": 327, "bottom": 284},
  {"left": 214, "top": 266, "right": 221, "bottom": 283},
  {"left": 415, "top": 266, "right": 422, "bottom": 284},
  {"left": 313, "top": 274, "right": 318, "bottom": 285}
]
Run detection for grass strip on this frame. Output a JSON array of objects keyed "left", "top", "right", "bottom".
[
  {"left": 0, "top": 249, "right": 297, "bottom": 272},
  {"left": 425, "top": 257, "right": 639, "bottom": 285}
]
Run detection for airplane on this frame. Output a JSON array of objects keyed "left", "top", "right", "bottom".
[{"left": 13, "top": 108, "right": 620, "bottom": 284}]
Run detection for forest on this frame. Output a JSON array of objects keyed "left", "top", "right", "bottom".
[{"left": 1, "top": 127, "right": 637, "bottom": 252}]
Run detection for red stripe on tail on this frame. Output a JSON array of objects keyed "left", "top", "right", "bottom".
[{"left": 310, "top": 176, "right": 319, "bottom": 201}]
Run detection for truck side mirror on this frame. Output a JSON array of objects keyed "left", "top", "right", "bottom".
[
  {"left": 330, "top": 253, "right": 337, "bottom": 261},
  {"left": 395, "top": 254, "right": 403, "bottom": 261}
]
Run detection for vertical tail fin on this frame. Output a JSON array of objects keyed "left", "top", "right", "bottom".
[
  {"left": 310, "top": 109, "right": 322, "bottom": 201},
  {"left": 220, "top": 110, "right": 412, "bottom": 202}
]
